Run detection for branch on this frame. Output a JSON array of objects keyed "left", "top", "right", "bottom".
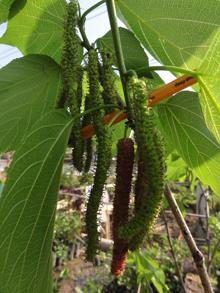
[
  {"left": 105, "top": 0, "right": 132, "bottom": 116},
  {"left": 164, "top": 185, "right": 214, "bottom": 293}
]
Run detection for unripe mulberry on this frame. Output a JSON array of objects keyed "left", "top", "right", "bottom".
[
  {"left": 85, "top": 49, "right": 112, "bottom": 262},
  {"left": 100, "top": 49, "right": 118, "bottom": 113},
  {"left": 111, "top": 138, "right": 134, "bottom": 276},
  {"left": 82, "top": 94, "right": 94, "bottom": 173},
  {"left": 61, "top": 0, "right": 83, "bottom": 172}
]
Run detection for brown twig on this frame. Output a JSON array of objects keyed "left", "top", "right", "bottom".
[
  {"left": 162, "top": 210, "right": 186, "bottom": 293},
  {"left": 164, "top": 185, "right": 214, "bottom": 293}
]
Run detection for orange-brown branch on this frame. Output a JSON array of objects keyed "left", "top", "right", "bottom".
[{"left": 81, "top": 75, "right": 197, "bottom": 139}]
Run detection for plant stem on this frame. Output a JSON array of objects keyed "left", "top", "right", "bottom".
[
  {"left": 162, "top": 210, "right": 186, "bottom": 293},
  {"left": 147, "top": 66, "right": 199, "bottom": 77},
  {"left": 105, "top": 0, "right": 131, "bottom": 116},
  {"left": 78, "top": 20, "right": 91, "bottom": 50},
  {"left": 79, "top": 0, "right": 105, "bottom": 26},
  {"left": 164, "top": 185, "right": 214, "bottom": 293}
]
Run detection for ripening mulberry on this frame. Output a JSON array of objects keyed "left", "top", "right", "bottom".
[
  {"left": 119, "top": 78, "right": 166, "bottom": 247},
  {"left": 111, "top": 138, "right": 134, "bottom": 276}
]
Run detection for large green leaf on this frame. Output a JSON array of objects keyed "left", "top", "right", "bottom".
[
  {"left": 0, "top": 0, "right": 66, "bottom": 62},
  {"left": 97, "top": 27, "right": 150, "bottom": 77},
  {"left": 0, "top": 54, "right": 62, "bottom": 153},
  {"left": 158, "top": 91, "right": 220, "bottom": 196},
  {"left": 116, "top": 0, "right": 220, "bottom": 70},
  {"left": 0, "top": 110, "right": 72, "bottom": 293},
  {"left": 0, "top": 0, "right": 16, "bottom": 23},
  {"left": 116, "top": 0, "right": 220, "bottom": 154},
  {"left": 198, "top": 31, "right": 220, "bottom": 143}
]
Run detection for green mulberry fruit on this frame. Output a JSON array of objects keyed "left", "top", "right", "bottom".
[
  {"left": 85, "top": 49, "right": 112, "bottom": 262},
  {"left": 61, "top": 0, "right": 83, "bottom": 172},
  {"left": 82, "top": 94, "right": 94, "bottom": 173},
  {"left": 99, "top": 49, "right": 118, "bottom": 113}
]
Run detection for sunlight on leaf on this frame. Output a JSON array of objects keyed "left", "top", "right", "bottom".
[
  {"left": 158, "top": 91, "right": 220, "bottom": 196},
  {"left": 0, "top": 0, "right": 66, "bottom": 62}
]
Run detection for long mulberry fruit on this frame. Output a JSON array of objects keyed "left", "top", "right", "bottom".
[
  {"left": 61, "top": 0, "right": 84, "bottom": 171},
  {"left": 111, "top": 138, "right": 134, "bottom": 276},
  {"left": 119, "top": 78, "right": 166, "bottom": 247},
  {"left": 85, "top": 49, "right": 112, "bottom": 262}
]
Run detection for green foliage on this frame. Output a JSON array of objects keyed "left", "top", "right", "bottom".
[
  {"left": 0, "top": 55, "right": 62, "bottom": 153},
  {"left": 127, "top": 250, "right": 169, "bottom": 293},
  {"left": 0, "top": 0, "right": 66, "bottom": 62},
  {"left": 97, "top": 27, "right": 150, "bottom": 77},
  {"left": 0, "top": 0, "right": 16, "bottom": 23},
  {"left": 116, "top": 0, "right": 220, "bottom": 70},
  {"left": 0, "top": 110, "right": 72, "bottom": 293},
  {"left": 198, "top": 32, "right": 220, "bottom": 143},
  {"left": 53, "top": 210, "right": 81, "bottom": 267},
  {"left": 54, "top": 211, "right": 81, "bottom": 244},
  {"left": 158, "top": 91, "right": 220, "bottom": 196},
  {"left": 116, "top": 0, "right": 220, "bottom": 153},
  {"left": 166, "top": 152, "right": 188, "bottom": 182}
]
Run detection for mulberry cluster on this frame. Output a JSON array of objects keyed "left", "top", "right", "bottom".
[{"left": 60, "top": 4, "right": 166, "bottom": 274}]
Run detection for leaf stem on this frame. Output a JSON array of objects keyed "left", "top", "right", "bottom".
[
  {"left": 78, "top": 20, "right": 91, "bottom": 50},
  {"left": 79, "top": 0, "right": 105, "bottom": 26},
  {"left": 78, "top": 0, "right": 106, "bottom": 50},
  {"left": 148, "top": 65, "right": 199, "bottom": 77},
  {"left": 105, "top": 0, "right": 131, "bottom": 116}
]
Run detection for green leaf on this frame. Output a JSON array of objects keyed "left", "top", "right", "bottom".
[
  {"left": 0, "top": 0, "right": 16, "bottom": 23},
  {"left": 158, "top": 91, "right": 220, "bottom": 196},
  {"left": 197, "top": 31, "right": 220, "bottom": 143},
  {"left": 97, "top": 27, "right": 150, "bottom": 77},
  {"left": 152, "top": 276, "right": 163, "bottom": 293},
  {"left": 0, "top": 110, "right": 72, "bottom": 293},
  {"left": 116, "top": 0, "right": 220, "bottom": 70},
  {"left": 0, "top": 54, "right": 62, "bottom": 153},
  {"left": 0, "top": 0, "right": 66, "bottom": 63},
  {"left": 166, "top": 153, "right": 188, "bottom": 181}
]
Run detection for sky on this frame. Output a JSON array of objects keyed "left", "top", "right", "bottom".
[{"left": 0, "top": 0, "right": 174, "bottom": 82}]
